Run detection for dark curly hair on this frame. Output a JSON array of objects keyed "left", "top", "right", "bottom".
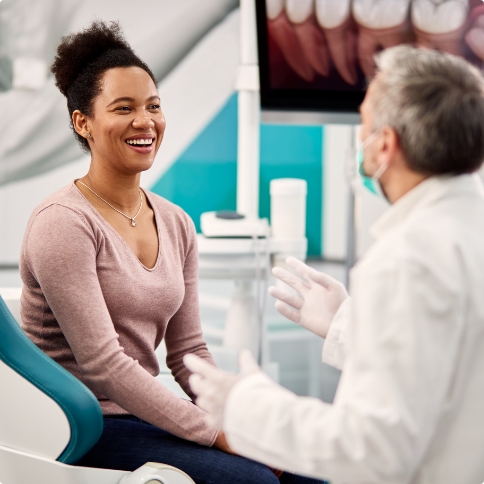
[{"left": 51, "top": 20, "right": 156, "bottom": 152}]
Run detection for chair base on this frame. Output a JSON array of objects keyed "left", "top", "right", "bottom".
[{"left": 0, "top": 445, "right": 194, "bottom": 484}]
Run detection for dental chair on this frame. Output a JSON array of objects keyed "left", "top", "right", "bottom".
[{"left": 0, "top": 296, "right": 194, "bottom": 484}]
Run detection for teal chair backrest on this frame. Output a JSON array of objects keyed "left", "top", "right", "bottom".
[{"left": 0, "top": 295, "right": 103, "bottom": 464}]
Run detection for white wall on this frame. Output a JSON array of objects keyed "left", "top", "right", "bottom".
[{"left": 0, "top": 156, "right": 90, "bottom": 264}]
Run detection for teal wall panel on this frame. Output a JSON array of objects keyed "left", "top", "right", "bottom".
[
  {"left": 151, "top": 94, "right": 323, "bottom": 256},
  {"left": 151, "top": 95, "right": 238, "bottom": 229},
  {"left": 259, "top": 124, "right": 323, "bottom": 256}
]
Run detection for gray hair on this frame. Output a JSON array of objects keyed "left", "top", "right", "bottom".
[{"left": 370, "top": 45, "right": 484, "bottom": 175}]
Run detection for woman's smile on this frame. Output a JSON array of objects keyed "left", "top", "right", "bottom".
[{"left": 125, "top": 134, "right": 156, "bottom": 154}]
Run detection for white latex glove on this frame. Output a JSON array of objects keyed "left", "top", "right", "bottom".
[
  {"left": 184, "top": 350, "right": 261, "bottom": 429},
  {"left": 268, "top": 256, "right": 349, "bottom": 338}
]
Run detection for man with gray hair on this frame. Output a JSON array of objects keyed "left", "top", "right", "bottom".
[{"left": 185, "top": 46, "right": 484, "bottom": 484}]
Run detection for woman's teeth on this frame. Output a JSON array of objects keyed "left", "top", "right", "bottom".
[{"left": 126, "top": 139, "right": 153, "bottom": 145}]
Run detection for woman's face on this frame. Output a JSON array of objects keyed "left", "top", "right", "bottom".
[{"left": 86, "top": 66, "right": 166, "bottom": 175}]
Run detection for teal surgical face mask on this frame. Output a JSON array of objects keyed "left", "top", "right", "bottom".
[{"left": 357, "top": 129, "right": 388, "bottom": 199}]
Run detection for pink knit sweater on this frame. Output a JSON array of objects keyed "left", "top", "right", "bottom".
[{"left": 20, "top": 182, "right": 218, "bottom": 446}]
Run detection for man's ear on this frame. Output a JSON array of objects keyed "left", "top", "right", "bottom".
[
  {"left": 377, "top": 126, "right": 400, "bottom": 167},
  {"left": 72, "top": 110, "right": 90, "bottom": 138}
]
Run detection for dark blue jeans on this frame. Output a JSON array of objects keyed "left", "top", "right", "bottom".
[{"left": 75, "top": 415, "right": 326, "bottom": 484}]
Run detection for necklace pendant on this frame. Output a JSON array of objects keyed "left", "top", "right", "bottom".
[{"left": 131, "top": 219, "right": 136, "bottom": 227}]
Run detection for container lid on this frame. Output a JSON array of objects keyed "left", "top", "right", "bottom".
[{"left": 270, "top": 178, "right": 307, "bottom": 196}]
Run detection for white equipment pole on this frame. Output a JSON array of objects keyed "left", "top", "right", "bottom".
[
  {"left": 236, "top": 0, "right": 260, "bottom": 218},
  {"left": 223, "top": 0, "right": 263, "bottom": 363}
]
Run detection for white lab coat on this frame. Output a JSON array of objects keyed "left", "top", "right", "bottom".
[{"left": 224, "top": 174, "right": 484, "bottom": 484}]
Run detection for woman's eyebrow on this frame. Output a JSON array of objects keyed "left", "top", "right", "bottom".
[
  {"left": 106, "top": 95, "right": 160, "bottom": 107},
  {"left": 107, "top": 96, "right": 134, "bottom": 107}
]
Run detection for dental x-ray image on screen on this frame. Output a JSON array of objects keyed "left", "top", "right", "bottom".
[{"left": 256, "top": 0, "right": 484, "bottom": 112}]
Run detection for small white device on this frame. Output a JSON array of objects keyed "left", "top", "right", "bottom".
[{"left": 200, "top": 211, "right": 268, "bottom": 238}]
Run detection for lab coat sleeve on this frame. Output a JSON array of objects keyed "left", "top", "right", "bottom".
[
  {"left": 223, "top": 243, "right": 465, "bottom": 483},
  {"left": 322, "top": 297, "right": 352, "bottom": 370}
]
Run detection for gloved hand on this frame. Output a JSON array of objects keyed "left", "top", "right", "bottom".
[
  {"left": 268, "top": 256, "right": 349, "bottom": 339},
  {"left": 184, "top": 350, "right": 261, "bottom": 429}
]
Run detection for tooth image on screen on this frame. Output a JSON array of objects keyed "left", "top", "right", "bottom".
[
  {"left": 266, "top": 0, "right": 315, "bottom": 82},
  {"left": 412, "top": 0, "right": 469, "bottom": 56},
  {"left": 352, "top": 0, "right": 412, "bottom": 78},
  {"left": 286, "top": 0, "right": 330, "bottom": 78},
  {"left": 257, "top": 0, "right": 484, "bottom": 114},
  {"left": 316, "top": 0, "right": 357, "bottom": 85},
  {"left": 466, "top": 5, "right": 484, "bottom": 60}
]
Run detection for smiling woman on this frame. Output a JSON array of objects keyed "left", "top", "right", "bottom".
[{"left": 17, "top": 20, "right": 323, "bottom": 484}]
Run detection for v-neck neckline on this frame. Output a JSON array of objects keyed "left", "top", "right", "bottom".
[{"left": 73, "top": 181, "right": 161, "bottom": 271}]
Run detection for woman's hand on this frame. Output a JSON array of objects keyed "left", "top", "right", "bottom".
[
  {"left": 213, "top": 431, "right": 236, "bottom": 455},
  {"left": 270, "top": 468, "right": 284, "bottom": 478},
  {"left": 213, "top": 431, "right": 284, "bottom": 478}
]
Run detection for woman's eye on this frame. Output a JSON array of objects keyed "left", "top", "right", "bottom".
[
  {"left": 149, "top": 104, "right": 161, "bottom": 110},
  {"left": 115, "top": 106, "right": 131, "bottom": 112}
]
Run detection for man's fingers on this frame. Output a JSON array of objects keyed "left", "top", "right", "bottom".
[
  {"left": 275, "top": 300, "right": 300, "bottom": 324},
  {"left": 306, "top": 268, "right": 341, "bottom": 288},
  {"left": 268, "top": 285, "right": 304, "bottom": 309},
  {"left": 195, "top": 395, "right": 212, "bottom": 414},
  {"left": 272, "top": 266, "right": 309, "bottom": 294},
  {"left": 239, "top": 349, "right": 260, "bottom": 374},
  {"left": 286, "top": 256, "right": 342, "bottom": 289},
  {"left": 188, "top": 373, "right": 205, "bottom": 396},
  {"left": 205, "top": 413, "right": 222, "bottom": 430},
  {"left": 184, "top": 353, "right": 223, "bottom": 380},
  {"left": 285, "top": 256, "right": 311, "bottom": 275}
]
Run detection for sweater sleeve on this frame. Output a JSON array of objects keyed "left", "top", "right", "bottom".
[
  {"left": 24, "top": 204, "right": 218, "bottom": 446},
  {"left": 164, "top": 214, "right": 216, "bottom": 400}
]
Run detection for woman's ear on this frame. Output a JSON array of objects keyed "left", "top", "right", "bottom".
[{"left": 72, "top": 110, "right": 91, "bottom": 139}]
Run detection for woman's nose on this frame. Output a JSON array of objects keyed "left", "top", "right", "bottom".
[{"left": 132, "top": 114, "right": 155, "bottom": 129}]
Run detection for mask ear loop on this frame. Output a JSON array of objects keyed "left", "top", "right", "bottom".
[
  {"left": 361, "top": 129, "right": 382, "bottom": 150},
  {"left": 372, "top": 161, "right": 388, "bottom": 181},
  {"left": 362, "top": 128, "right": 387, "bottom": 181}
]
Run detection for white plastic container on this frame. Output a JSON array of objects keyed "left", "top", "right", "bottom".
[{"left": 270, "top": 178, "right": 307, "bottom": 239}]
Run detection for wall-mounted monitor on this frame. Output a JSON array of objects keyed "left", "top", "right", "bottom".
[{"left": 256, "top": 0, "right": 484, "bottom": 116}]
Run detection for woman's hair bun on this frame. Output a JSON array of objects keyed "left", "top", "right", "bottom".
[
  {"left": 51, "top": 20, "right": 134, "bottom": 97},
  {"left": 51, "top": 20, "right": 155, "bottom": 152}
]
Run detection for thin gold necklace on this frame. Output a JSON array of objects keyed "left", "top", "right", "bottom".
[{"left": 77, "top": 180, "right": 143, "bottom": 227}]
